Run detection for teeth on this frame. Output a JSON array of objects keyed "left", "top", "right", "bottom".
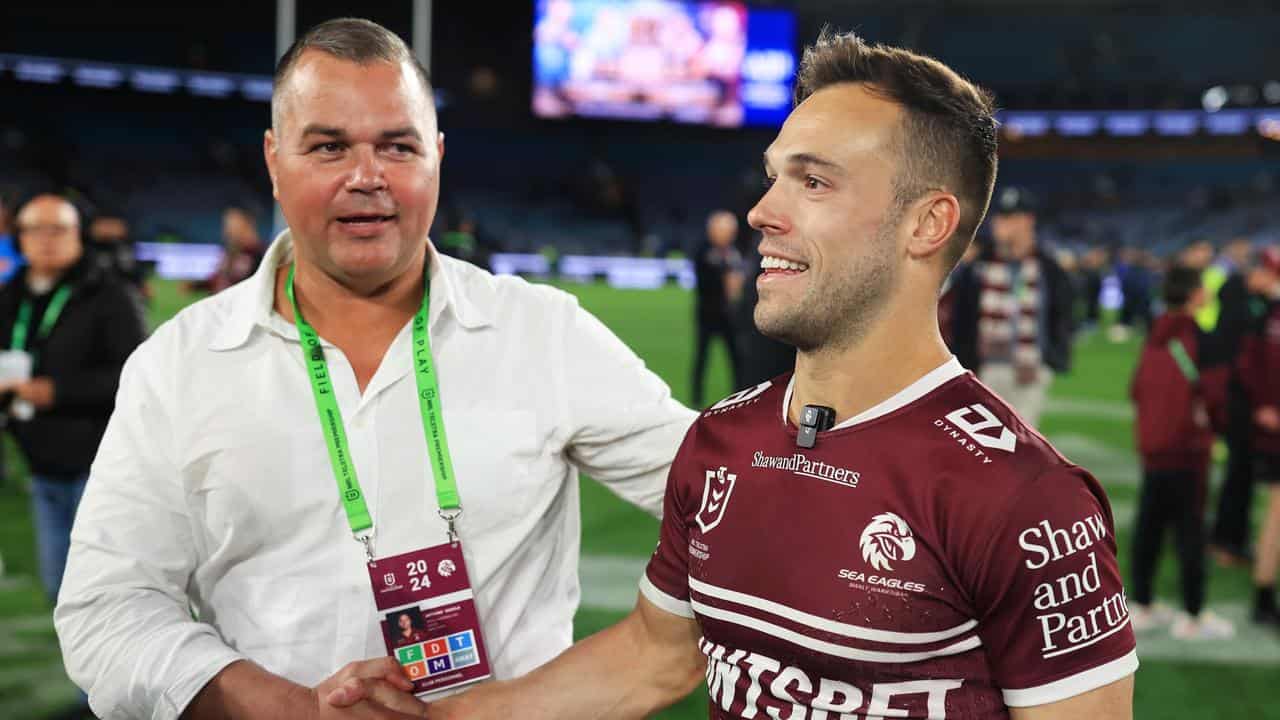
[{"left": 760, "top": 255, "right": 809, "bottom": 272}]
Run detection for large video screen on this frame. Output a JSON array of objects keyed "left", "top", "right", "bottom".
[{"left": 533, "top": 0, "right": 796, "bottom": 127}]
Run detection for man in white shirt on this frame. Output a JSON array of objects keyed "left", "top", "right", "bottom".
[{"left": 55, "top": 18, "right": 695, "bottom": 720}]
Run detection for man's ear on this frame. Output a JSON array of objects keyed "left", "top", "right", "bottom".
[
  {"left": 263, "top": 129, "right": 280, "bottom": 200},
  {"left": 905, "top": 192, "right": 961, "bottom": 261}
]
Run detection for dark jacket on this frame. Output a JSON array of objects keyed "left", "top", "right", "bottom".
[
  {"left": 1131, "top": 312, "right": 1213, "bottom": 472},
  {"left": 1200, "top": 272, "right": 1251, "bottom": 368},
  {"left": 1238, "top": 299, "right": 1280, "bottom": 455},
  {"left": 948, "top": 246, "right": 1076, "bottom": 374},
  {"left": 693, "top": 242, "right": 740, "bottom": 326},
  {"left": 0, "top": 260, "right": 146, "bottom": 476}
]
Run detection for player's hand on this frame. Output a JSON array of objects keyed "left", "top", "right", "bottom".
[
  {"left": 1256, "top": 405, "right": 1280, "bottom": 432},
  {"left": 316, "top": 657, "right": 427, "bottom": 718}
]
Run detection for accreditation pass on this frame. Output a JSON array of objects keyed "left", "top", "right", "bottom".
[{"left": 367, "top": 543, "right": 492, "bottom": 696}]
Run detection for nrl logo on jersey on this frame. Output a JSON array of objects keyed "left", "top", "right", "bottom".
[
  {"left": 705, "top": 381, "right": 772, "bottom": 416},
  {"left": 859, "top": 512, "right": 917, "bottom": 571},
  {"left": 696, "top": 466, "right": 738, "bottom": 533}
]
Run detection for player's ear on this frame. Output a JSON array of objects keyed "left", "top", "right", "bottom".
[{"left": 905, "top": 192, "right": 961, "bottom": 261}]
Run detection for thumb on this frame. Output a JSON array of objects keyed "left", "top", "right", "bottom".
[{"left": 326, "top": 678, "right": 368, "bottom": 707}]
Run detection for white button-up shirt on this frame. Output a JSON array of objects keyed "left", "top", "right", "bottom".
[{"left": 56, "top": 234, "right": 696, "bottom": 719}]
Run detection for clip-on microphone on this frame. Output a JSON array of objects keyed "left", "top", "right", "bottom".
[{"left": 796, "top": 404, "right": 836, "bottom": 448}]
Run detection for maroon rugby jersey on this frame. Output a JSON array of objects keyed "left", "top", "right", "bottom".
[{"left": 642, "top": 358, "right": 1137, "bottom": 719}]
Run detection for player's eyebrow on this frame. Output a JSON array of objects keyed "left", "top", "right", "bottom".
[{"left": 784, "top": 151, "right": 847, "bottom": 176}]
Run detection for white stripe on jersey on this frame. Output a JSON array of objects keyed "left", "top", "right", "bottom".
[
  {"left": 639, "top": 574, "right": 695, "bottom": 618},
  {"left": 690, "top": 576, "right": 977, "bottom": 645},
  {"left": 691, "top": 598, "right": 983, "bottom": 663},
  {"left": 1002, "top": 649, "right": 1139, "bottom": 707}
]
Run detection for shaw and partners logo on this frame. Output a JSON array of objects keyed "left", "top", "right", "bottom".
[
  {"left": 1018, "top": 512, "right": 1130, "bottom": 659},
  {"left": 751, "top": 451, "right": 860, "bottom": 488},
  {"left": 696, "top": 466, "right": 738, "bottom": 533},
  {"left": 859, "top": 512, "right": 917, "bottom": 572}
]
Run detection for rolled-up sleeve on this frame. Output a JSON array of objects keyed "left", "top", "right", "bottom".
[
  {"left": 55, "top": 339, "right": 244, "bottom": 719},
  {"left": 557, "top": 295, "right": 697, "bottom": 518}
]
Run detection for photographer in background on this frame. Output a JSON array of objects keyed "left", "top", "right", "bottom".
[{"left": 0, "top": 194, "right": 145, "bottom": 603}]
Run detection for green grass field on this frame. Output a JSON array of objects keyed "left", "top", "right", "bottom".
[{"left": 0, "top": 278, "right": 1276, "bottom": 718}]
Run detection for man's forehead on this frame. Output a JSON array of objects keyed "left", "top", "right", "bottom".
[
  {"left": 766, "top": 84, "right": 901, "bottom": 166},
  {"left": 19, "top": 197, "right": 78, "bottom": 223},
  {"left": 279, "top": 51, "right": 432, "bottom": 134}
]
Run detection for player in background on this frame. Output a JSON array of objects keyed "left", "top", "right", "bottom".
[
  {"left": 338, "top": 29, "right": 1136, "bottom": 720},
  {"left": 1238, "top": 247, "right": 1280, "bottom": 627}
]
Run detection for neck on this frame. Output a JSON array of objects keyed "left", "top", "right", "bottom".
[
  {"left": 27, "top": 267, "right": 65, "bottom": 288},
  {"left": 275, "top": 247, "right": 428, "bottom": 334},
  {"left": 787, "top": 296, "right": 952, "bottom": 427}
]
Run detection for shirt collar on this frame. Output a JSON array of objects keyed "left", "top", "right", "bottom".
[
  {"left": 781, "top": 356, "right": 967, "bottom": 431},
  {"left": 208, "top": 231, "right": 493, "bottom": 352}
]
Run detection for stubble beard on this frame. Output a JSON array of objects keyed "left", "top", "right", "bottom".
[{"left": 754, "top": 219, "right": 900, "bottom": 355}]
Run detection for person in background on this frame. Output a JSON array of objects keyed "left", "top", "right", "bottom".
[
  {"left": 730, "top": 244, "right": 794, "bottom": 389},
  {"left": 950, "top": 186, "right": 1075, "bottom": 426},
  {"left": 87, "top": 210, "right": 149, "bottom": 322},
  {"left": 1237, "top": 247, "right": 1280, "bottom": 627},
  {"left": 1129, "top": 265, "right": 1234, "bottom": 640},
  {"left": 690, "top": 209, "right": 742, "bottom": 406},
  {"left": 191, "top": 205, "right": 266, "bottom": 294},
  {"left": 0, "top": 194, "right": 146, "bottom": 601},
  {"left": 1202, "top": 238, "right": 1260, "bottom": 567},
  {"left": 0, "top": 189, "right": 15, "bottom": 579},
  {"left": 0, "top": 189, "right": 24, "bottom": 286},
  {"left": 939, "top": 235, "right": 982, "bottom": 355},
  {"left": 1080, "top": 246, "right": 1108, "bottom": 328},
  {"left": 0, "top": 194, "right": 144, "bottom": 720},
  {"left": 1116, "top": 246, "right": 1154, "bottom": 336}
]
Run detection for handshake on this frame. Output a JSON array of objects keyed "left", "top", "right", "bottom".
[{"left": 320, "top": 656, "right": 513, "bottom": 720}]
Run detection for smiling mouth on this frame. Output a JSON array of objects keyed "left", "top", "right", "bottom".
[
  {"left": 337, "top": 214, "right": 396, "bottom": 226},
  {"left": 760, "top": 254, "right": 809, "bottom": 274}
]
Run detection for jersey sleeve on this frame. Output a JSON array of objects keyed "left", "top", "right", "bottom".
[
  {"left": 971, "top": 465, "right": 1138, "bottom": 707},
  {"left": 639, "top": 422, "right": 700, "bottom": 618}
]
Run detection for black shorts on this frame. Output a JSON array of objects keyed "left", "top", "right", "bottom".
[{"left": 1256, "top": 453, "right": 1280, "bottom": 485}]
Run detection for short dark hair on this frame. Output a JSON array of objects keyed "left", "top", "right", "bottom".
[
  {"left": 224, "top": 204, "right": 258, "bottom": 224},
  {"left": 793, "top": 29, "right": 998, "bottom": 272},
  {"left": 272, "top": 17, "right": 432, "bottom": 130},
  {"left": 1163, "top": 265, "right": 1203, "bottom": 308}
]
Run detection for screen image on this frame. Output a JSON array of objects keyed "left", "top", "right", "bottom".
[{"left": 533, "top": 0, "right": 795, "bottom": 127}]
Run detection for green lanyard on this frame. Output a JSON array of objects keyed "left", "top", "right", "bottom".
[
  {"left": 286, "top": 262, "right": 462, "bottom": 559},
  {"left": 11, "top": 284, "right": 73, "bottom": 362}
]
